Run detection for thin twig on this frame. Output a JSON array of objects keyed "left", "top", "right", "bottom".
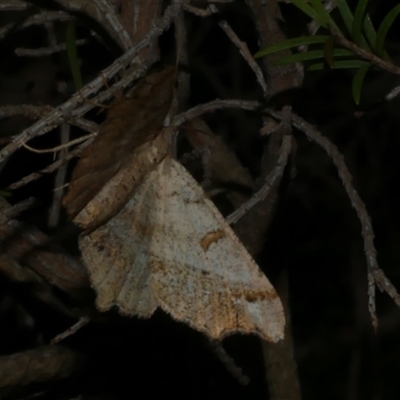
[
  {"left": 0, "top": 1, "right": 28, "bottom": 11},
  {"left": 308, "top": 0, "right": 336, "bottom": 36},
  {"left": 0, "top": 105, "right": 98, "bottom": 134},
  {"left": 184, "top": 3, "right": 268, "bottom": 97},
  {"left": 0, "top": 104, "right": 50, "bottom": 119},
  {"left": 268, "top": 109, "right": 400, "bottom": 328},
  {"left": 44, "top": 14, "right": 57, "bottom": 49},
  {"left": 174, "top": 0, "right": 190, "bottom": 107},
  {"left": 0, "top": 11, "right": 73, "bottom": 40},
  {"left": 48, "top": 124, "right": 70, "bottom": 228},
  {"left": 51, "top": 316, "right": 91, "bottom": 344},
  {"left": 69, "top": 118, "right": 100, "bottom": 133},
  {"left": 21, "top": 132, "right": 96, "bottom": 154},
  {"left": 0, "top": 197, "right": 36, "bottom": 224},
  {"left": 207, "top": 340, "right": 250, "bottom": 385},
  {"left": 8, "top": 136, "right": 96, "bottom": 190},
  {"left": 69, "top": 64, "right": 149, "bottom": 119},
  {"left": 208, "top": 4, "right": 268, "bottom": 97},
  {"left": 183, "top": 4, "right": 213, "bottom": 17},
  {"left": 0, "top": 346, "right": 86, "bottom": 388},
  {"left": 93, "top": 0, "right": 133, "bottom": 50},
  {"left": 227, "top": 106, "right": 293, "bottom": 224},
  {"left": 385, "top": 85, "right": 400, "bottom": 102},
  {"left": 15, "top": 39, "right": 87, "bottom": 57},
  {"left": 331, "top": 29, "right": 400, "bottom": 76},
  {"left": 174, "top": 99, "right": 261, "bottom": 126}
]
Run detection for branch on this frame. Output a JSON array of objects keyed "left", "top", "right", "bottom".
[{"left": 268, "top": 109, "right": 400, "bottom": 328}]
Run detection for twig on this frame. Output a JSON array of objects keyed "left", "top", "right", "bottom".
[
  {"left": 0, "top": 104, "right": 51, "bottom": 119},
  {"left": 0, "top": 1, "right": 28, "bottom": 11},
  {"left": 51, "top": 316, "right": 91, "bottom": 344},
  {"left": 15, "top": 39, "right": 87, "bottom": 57},
  {"left": 268, "top": 109, "right": 400, "bottom": 328},
  {"left": 48, "top": 124, "right": 70, "bottom": 228},
  {"left": 0, "top": 197, "right": 36, "bottom": 224},
  {"left": 308, "top": 0, "right": 336, "bottom": 36},
  {"left": 70, "top": 117, "right": 100, "bottom": 133},
  {"left": 208, "top": 4, "right": 268, "bottom": 97},
  {"left": 68, "top": 64, "right": 150, "bottom": 122},
  {"left": 8, "top": 135, "right": 96, "bottom": 190},
  {"left": 0, "top": 346, "right": 86, "bottom": 388},
  {"left": 174, "top": 1, "right": 190, "bottom": 108},
  {"left": 0, "top": 105, "right": 99, "bottom": 134},
  {"left": 0, "top": 11, "right": 73, "bottom": 40},
  {"left": 21, "top": 132, "right": 96, "bottom": 154},
  {"left": 184, "top": 3, "right": 268, "bottom": 97},
  {"left": 207, "top": 340, "right": 250, "bottom": 385},
  {"left": 331, "top": 29, "right": 400, "bottom": 76},
  {"left": 0, "top": 2, "right": 182, "bottom": 164},
  {"left": 93, "top": 0, "right": 133, "bottom": 50},
  {"left": 174, "top": 99, "right": 261, "bottom": 126},
  {"left": 385, "top": 85, "right": 400, "bottom": 102},
  {"left": 0, "top": 107, "right": 98, "bottom": 191},
  {"left": 183, "top": 4, "right": 213, "bottom": 17},
  {"left": 44, "top": 13, "right": 57, "bottom": 48},
  {"left": 227, "top": 108, "right": 292, "bottom": 224}
]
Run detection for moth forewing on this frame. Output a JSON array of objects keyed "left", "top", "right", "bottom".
[{"left": 79, "top": 154, "right": 285, "bottom": 342}]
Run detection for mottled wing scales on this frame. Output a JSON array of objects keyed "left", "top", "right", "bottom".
[
  {"left": 80, "top": 157, "right": 285, "bottom": 342},
  {"left": 80, "top": 173, "right": 159, "bottom": 317},
  {"left": 148, "top": 158, "right": 284, "bottom": 341}
]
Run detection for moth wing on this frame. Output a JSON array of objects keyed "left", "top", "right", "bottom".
[
  {"left": 79, "top": 163, "right": 162, "bottom": 317},
  {"left": 149, "top": 158, "right": 284, "bottom": 342},
  {"left": 80, "top": 157, "right": 285, "bottom": 342}
]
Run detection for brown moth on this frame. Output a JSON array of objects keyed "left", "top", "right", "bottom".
[
  {"left": 63, "top": 65, "right": 176, "bottom": 231},
  {"left": 65, "top": 66, "right": 285, "bottom": 342},
  {"left": 79, "top": 147, "right": 285, "bottom": 341}
]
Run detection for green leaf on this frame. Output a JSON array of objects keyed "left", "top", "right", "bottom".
[
  {"left": 274, "top": 48, "right": 353, "bottom": 65},
  {"left": 275, "top": 50, "right": 324, "bottom": 65},
  {"left": 308, "top": 60, "right": 369, "bottom": 70},
  {"left": 352, "top": 63, "right": 372, "bottom": 104},
  {"left": 254, "top": 35, "right": 329, "bottom": 59},
  {"left": 323, "top": 36, "right": 335, "bottom": 68},
  {"left": 309, "top": 0, "right": 340, "bottom": 31},
  {"left": 66, "top": 21, "right": 83, "bottom": 90},
  {"left": 363, "top": 14, "right": 389, "bottom": 59},
  {"left": 352, "top": 0, "right": 369, "bottom": 45},
  {"left": 375, "top": 4, "right": 400, "bottom": 57},
  {"left": 335, "top": 0, "right": 354, "bottom": 34},
  {"left": 363, "top": 13, "right": 377, "bottom": 48},
  {"left": 290, "top": 0, "right": 319, "bottom": 21},
  {"left": 334, "top": 0, "right": 370, "bottom": 50}
]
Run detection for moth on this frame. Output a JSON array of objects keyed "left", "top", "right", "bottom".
[
  {"left": 78, "top": 151, "right": 285, "bottom": 342},
  {"left": 64, "top": 66, "right": 285, "bottom": 342}
]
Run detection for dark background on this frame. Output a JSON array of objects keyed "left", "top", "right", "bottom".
[{"left": 1, "top": 0, "right": 400, "bottom": 399}]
